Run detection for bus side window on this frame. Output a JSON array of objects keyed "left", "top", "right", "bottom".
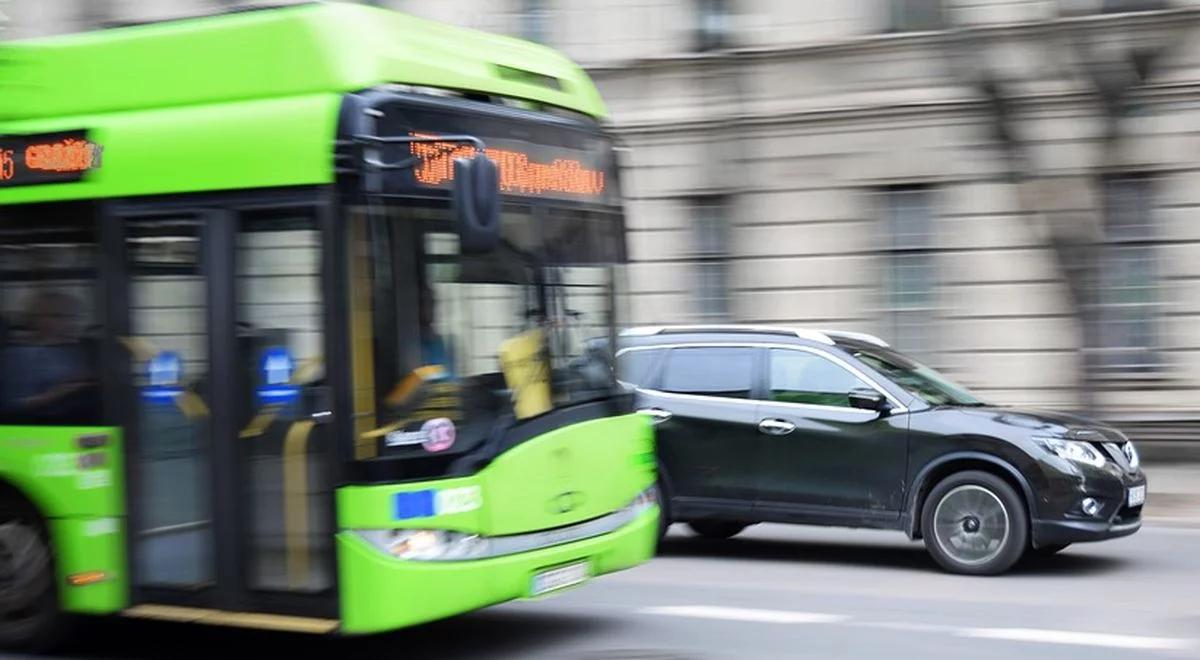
[{"left": 0, "top": 204, "right": 102, "bottom": 426}]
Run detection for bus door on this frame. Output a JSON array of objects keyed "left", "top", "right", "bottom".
[{"left": 116, "top": 203, "right": 335, "bottom": 614}]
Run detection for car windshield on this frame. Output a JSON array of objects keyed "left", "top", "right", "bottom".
[{"left": 851, "top": 346, "right": 985, "bottom": 407}]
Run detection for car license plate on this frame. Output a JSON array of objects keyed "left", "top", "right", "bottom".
[
  {"left": 530, "top": 562, "right": 589, "bottom": 597},
  {"left": 1128, "top": 485, "right": 1146, "bottom": 507}
]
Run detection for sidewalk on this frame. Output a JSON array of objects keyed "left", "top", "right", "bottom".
[{"left": 1144, "top": 462, "right": 1200, "bottom": 526}]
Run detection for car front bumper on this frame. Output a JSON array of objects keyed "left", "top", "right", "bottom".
[
  {"left": 1032, "top": 516, "right": 1141, "bottom": 546},
  {"left": 1032, "top": 466, "right": 1145, "bottom": 547}
]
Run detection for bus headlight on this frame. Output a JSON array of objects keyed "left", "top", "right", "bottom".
[
  {"left": 355, "top": 528, "right": 489, "bottom": 561},
  {"left": 619, "top": 484, "right": 658, "bottom": 516}
]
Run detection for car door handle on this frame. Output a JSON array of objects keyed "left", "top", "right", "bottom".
[
  {"left": 758, "top": 418, "right": 796, "bottom": 435},
  {"left": 638, "top": 408, "right": 673, "bottom": 424}
]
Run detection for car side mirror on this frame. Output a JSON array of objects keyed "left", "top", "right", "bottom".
[
  {"left": 453, "top": 152, "right": 501, "bottom": 254},
  {"left": 848, "top": 388, "right": 890, "bottom": 414}
]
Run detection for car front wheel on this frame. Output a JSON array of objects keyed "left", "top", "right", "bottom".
[{"left": 921, "top": 471, "right": 1028, "bottom": 575}]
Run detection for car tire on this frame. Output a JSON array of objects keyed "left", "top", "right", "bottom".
[
  {"left": 921, "top": 471, "right": 1028, "bottom": 576},
  {"left": 687, "top": 520, "right": 747, "bottom": 540},
  {"left": 1031, "top": 543, "right": 1070, "bottom": 557},
  {"left": 0, "top": 519, "right": 64, "bottom": 652}
]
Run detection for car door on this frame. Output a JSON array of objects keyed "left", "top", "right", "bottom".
[
  {"left": 755, "top": 347, "right": 908, "bottom": 523},
  {"left": 638, "top": 345, "right": 763, "bottom": 512}
]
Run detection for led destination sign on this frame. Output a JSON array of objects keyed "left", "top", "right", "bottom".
[
  {"left": 0, "top": 131, "right": 102, "bottom": 187},
  {"left": 373, "top": 100, "right": 618, "bottom": 205},
  {"left": 410, "top": 133, "right": 606, "bottom": 199}
]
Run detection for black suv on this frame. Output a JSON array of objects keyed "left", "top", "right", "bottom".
[{"left": 617, "top": 325, "right": 1146, "bottom": 575}]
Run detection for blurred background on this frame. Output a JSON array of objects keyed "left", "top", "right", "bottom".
[{"left": 7, "top": 0, "right": 1200, "bottom": 465}]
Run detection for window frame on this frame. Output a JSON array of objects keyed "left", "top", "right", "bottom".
[
  {"left": 689, "top": 195, "right": 731, "bottom": 321},
  {"left": 656, "top": 345, "right": 761, "bottom": 400},
  {"left": 885, "top": 0, "right": 945, "bottom": 34},
  {"left": 878, "top": 185, "right": 938, "bottom": 362},
  {"left": 0, "top": 201, "right": 107, "bottom": 427},
  {"left": 623, "top": 341, "right": 908, "bottom": 414},
  {"left": 1096, "top": 173, "right": 1162, "bottom": 374},
  {"left": 615, "top": 346, "right": 667, "bottom": 388},
  {"left": 766, "top": 347, "right": 876, "bottom": 411}
]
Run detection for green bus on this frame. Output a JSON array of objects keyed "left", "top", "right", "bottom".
[{"left": 0, "top": 2, "right": 657, "bottom": 649}]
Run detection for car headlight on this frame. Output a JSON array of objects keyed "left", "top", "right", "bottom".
[
  {"left": 1036, "top": 436, "right": 1106, "bottom": 469},
  {"left": 1123, "top": 441, "right": 1140, "bottom": 470},
  {"left": 355, "top": 528, "right": 489, "bottom": 561}
]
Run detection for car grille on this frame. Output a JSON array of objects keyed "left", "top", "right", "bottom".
[{"left": 1101, "top": 442, "right": 1138, "bottom": 473}]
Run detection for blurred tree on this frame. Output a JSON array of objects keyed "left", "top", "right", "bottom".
[{"left": 952, "top": 0, "right": 1192, "bottom": 412}]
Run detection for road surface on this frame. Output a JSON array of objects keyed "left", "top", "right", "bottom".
[{"left": 23, "top": 523, "right": 1200, "bottom": 660}]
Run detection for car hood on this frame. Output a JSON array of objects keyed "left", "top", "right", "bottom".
[{"left": 953, "top": 406, "right": 1129, "bottom": 443}]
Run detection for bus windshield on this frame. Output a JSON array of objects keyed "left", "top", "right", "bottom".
[{"left": 350, "top": 201, "right": 628, "bottom": 469}]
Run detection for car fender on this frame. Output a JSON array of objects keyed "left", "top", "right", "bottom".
[{"left": 905, "top": 451, "right": 1038, "bottom": 538}]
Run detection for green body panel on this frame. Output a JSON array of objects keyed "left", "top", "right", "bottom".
[
  {"left": 0, "top": 426, "right": 127, "bottom": 614},
  {"left": 50, "top": 517, "right": 127, "bottom": 613},
  {"left": 0, "top": 2, "right": 607, "bottom": 205},
  {"left": 336, "top": 414, "right": 656, "bottom": 534},
  {"left": 0, "top": 94, "right": 339, "bottom": 205},
  {"left": 336, "top": 414, "right": 658, "bottom": 633},
  {"left": 337, "top": 507, "right": 658, "bottom": 634}
]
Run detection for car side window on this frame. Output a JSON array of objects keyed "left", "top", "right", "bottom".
[
  {"left": 616, "top": 348, "right": 662, "bottom": 386},
  {"left": 660, "top": 347, "right": 754, "bottom": 399},
  {"left": 769, "top": 349, "right": 871, "bottom": 408}
]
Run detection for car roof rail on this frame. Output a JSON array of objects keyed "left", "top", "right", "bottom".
[
  {"left": 817, "top": 330, "right": 890, "bottom": 347},
  {"left": 620, "top": 325, "right": 836, "bottom": 345}
]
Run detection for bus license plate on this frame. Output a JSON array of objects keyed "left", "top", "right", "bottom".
[
  {"left": 1128, "top": 485, "right": 1146, "bottom": 507},
  {"left": 530, "top": 562, "right": 589, "bottom": 597}
]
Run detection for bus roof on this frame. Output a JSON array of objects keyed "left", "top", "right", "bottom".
[
  {"left": 0, "top": 2, "right": 606, "bottom": 122},
  {"left": 0, "top": 2, "right": 608, "bottom": 204}
]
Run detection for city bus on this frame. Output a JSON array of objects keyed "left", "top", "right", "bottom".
[{"left": 0, "top": 2, "right": 657, "bottom": 649}]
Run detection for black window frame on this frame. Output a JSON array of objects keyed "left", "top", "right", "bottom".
[
  {"left": 766, "top": 347, "right": 875, "bottom": 410},
  {"left": 616, "top": 346, "right": 667, "bottom": 388}
]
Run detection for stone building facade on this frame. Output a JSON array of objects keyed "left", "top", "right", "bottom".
[{"left": 9, "top": 0, "right": 1200, "bottom": 433}]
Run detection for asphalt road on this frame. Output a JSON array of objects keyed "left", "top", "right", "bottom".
[{"left": 17, "top": 523, "right": 1200, "bottom": 660}]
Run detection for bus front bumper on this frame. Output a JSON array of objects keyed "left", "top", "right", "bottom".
[{"left": 336, "top": 506, "right": 659, "bottom": 635}]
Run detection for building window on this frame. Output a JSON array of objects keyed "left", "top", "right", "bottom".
[
  {"left": 880, "top": 187, "right": 937, "bottom": 359},
  {"left": 520, "top": 0, "right": 549, "bottom": 43},
  {"left": 691, "top": 197, "right": 730, "bottom": 321},
  {"left": 695, "top": 0, "right": 731, "bottom": 51},
  {"left": 887, "top": 0, "right": 944, "bottom": 33},
  {"left": 1098, "top": 175, "right": 1160, "bottom": 372},
  {"left": 77, "top": 0, "right": 110, "bottom": 29}
]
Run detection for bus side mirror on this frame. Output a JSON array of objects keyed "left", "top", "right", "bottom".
[{"left": 453, "top": 153, "right": 501, "bottom": 254}]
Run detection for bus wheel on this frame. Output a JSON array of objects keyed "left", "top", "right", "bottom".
[{"left": 0, "top": 520, "right": 61, "bottom": 651}]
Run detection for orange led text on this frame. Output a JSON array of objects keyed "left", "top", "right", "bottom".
[
  {"left": 0, "top": 150, "right": 14, "bottom": 181},
  {"left": 409, "top": 133, "right": 605, "bottom": 197},
  {"left": 25, "top": 138, "right": 101, "bottom": 173}
]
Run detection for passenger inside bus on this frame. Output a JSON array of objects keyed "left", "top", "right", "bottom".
[{"left": 0, "top": 290, "right": 98, "bottom": 424}]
